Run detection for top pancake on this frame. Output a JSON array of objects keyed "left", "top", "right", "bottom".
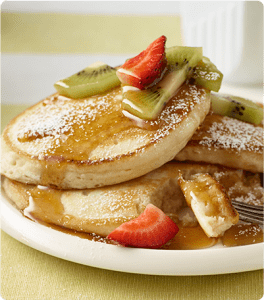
[{"left": 1, "top": 83, "right": 210, "bottom": 189}]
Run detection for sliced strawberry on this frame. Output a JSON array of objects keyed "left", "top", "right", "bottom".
[
  {"left": 107, "top": 204, "right": 179, "bottom": 249},
  {"left": 116, "top": 36, "right": 167, "bottom": 90}
]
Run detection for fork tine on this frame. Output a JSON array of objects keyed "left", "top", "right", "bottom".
[
  {"left": 232, "top": 204, "right": 264, "bottom": 217},
  {"left": 232, "top": 200, "right": 264, "bottom": 212},
  {"left": 231, "top": 200, "right": 264, "bottom": 226},
  {"left": 237, "top": 213, "right": 264, "bottom": 226}
]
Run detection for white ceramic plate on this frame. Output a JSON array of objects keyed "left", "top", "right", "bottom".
[
  {"left": 1, "top": 191, "right": 263, "bottom": 276},
  {"left": 2, "top": 54, "right": 263, "bottom": 276}
]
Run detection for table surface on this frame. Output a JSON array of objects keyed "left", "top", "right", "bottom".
[{"left": 1, "top": 229, "right": 263, "bottom": 300}]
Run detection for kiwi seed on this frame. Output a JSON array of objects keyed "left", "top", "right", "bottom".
[
  {"left": 54, "top": 62, "right": 121, "bottom": 99},
  {"left": 211, "top": 93, "right": 263, "bottom": 125}
]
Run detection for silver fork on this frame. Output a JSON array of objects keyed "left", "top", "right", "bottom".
[{"left": 232, "top": 200, "right": 264, "bottom": 226}]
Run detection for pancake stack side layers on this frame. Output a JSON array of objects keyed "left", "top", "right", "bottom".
[
  {"left": 2, "top": 37, "right": 263, "bottom": 248},
  {"left": 3, "top": 162, "right": 263, "bottom": 237}
]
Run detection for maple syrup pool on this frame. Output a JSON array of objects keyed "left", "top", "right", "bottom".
[
  {"left": 1, "top": 176, "right": 264, "bottom": 250},
  {"left": 23, "top": 210, "right": 263, "bottom": 250},
  {"left": 18, "top": 176, "right": 263, "bottom": 250},
  {"left": 2, "top": 174, "right": 263, "bottom": 250}
]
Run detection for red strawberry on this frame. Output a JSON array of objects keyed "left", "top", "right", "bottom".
[
  {"left": 107, "top": 204, "right": 179, "bottom": 249},
  {"left": 116, "top": 36, "right": 167, "bottom": 90}
]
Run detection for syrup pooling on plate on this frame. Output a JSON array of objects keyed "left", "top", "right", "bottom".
[
  {"left": 20, "top": 183, "right": 263, "bottom": 249},
  {"left": 2, "top": 177, "right": 263, "bottom": 250},
  {"left": 222, "top": 223, "right": 263, "bottom": 247},
  {"left": 162, "top": 225, "right": 218, "bottom": 250},
  {"left": 23, "top": 186, "right": 218, "bottom": 250},
  {"left": 24, "top": 205, "right": 115, "bottom": 245}
]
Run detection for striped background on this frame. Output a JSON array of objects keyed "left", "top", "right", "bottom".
[{"left": 2, "top": 12, "right": 182, "bottom": 54}]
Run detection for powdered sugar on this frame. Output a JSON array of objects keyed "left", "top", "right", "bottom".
[
  {"left": 13, "top": 84, "right": 207, "bottom": 163},
  {"left": 198, "top": 116, "right": 263, "bottom": 152},
  {"left": 151, "top": 84, "right": 205, "bottom": 142}
]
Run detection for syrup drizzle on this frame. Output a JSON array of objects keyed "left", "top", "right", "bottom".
[
  {"left": 11, "top": 84, "right": 206, "bottom": 186},
  {"left": 16, "top": 85, "right": 205, "bottom": 160},
  {"left": 162, "top": 225, "right": 219, "bottom": 250},
  {"left": 22, "top": 186, "right": 263, "bottom": 250}
]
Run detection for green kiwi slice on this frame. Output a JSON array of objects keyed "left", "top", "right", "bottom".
[
  {"left": 54, "top": 62, "right": 121, "bottom": 99},
  {"left": 122, "top": 66, "right": 189, "bottom": 120},
  {"left": 122, "top": 47, "right": 203, "bottom": 120},
  {"left": 211, "top": 93, "right": 263, "bottom": 125},
  {"left": 192, "top": 57, "right": 223, "bottom": 92},
  {"left": 166, "top": 46, "right": 203, "bottom": 69}
]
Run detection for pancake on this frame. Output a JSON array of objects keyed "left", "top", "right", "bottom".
[
  {"left": 3, "top": 162, "right": 263, "bottom": 237},
  {"left": 174, "top": 113, "right": 264, "bottom": 173},
  {"left": 1, "top": 83, "right": 210, "bottom": 189},
  {"left": 178, "top": 173, "right": 239, "bottom": 237}
]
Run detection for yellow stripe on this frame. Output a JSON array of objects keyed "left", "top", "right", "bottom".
[{"left": 2, "top": 12, "right": 182, "bottom": 54}]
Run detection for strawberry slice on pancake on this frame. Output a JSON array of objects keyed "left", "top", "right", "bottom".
[
  {"left": 117, "top": 36, "right": 167, "bottom": 90},
  {"left": 107, "top": 204, "right": 179, "bottom": 249}
]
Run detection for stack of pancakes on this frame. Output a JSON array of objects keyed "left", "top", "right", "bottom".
[{"left": 1, "top": 82, "right": 263, "bottom": 239}]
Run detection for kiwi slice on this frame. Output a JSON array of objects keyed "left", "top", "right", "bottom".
[
  {"left": 54, "top": 62, "right": 121, "bottom": 99},
  {"left": 211, "top": 93, "right": 263, "bottom": 125},
  {"left": 122, "top": 47, "right": 203, "bottom": 120},
  {"left": 122, "top": 66, "right": 190, "bottom": 120},
  {"left": 166, "top": 46, "right": 203, "bottom": 69},
  {"left": 192, "top": 57, "right": 223, "bottom": 92}
]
